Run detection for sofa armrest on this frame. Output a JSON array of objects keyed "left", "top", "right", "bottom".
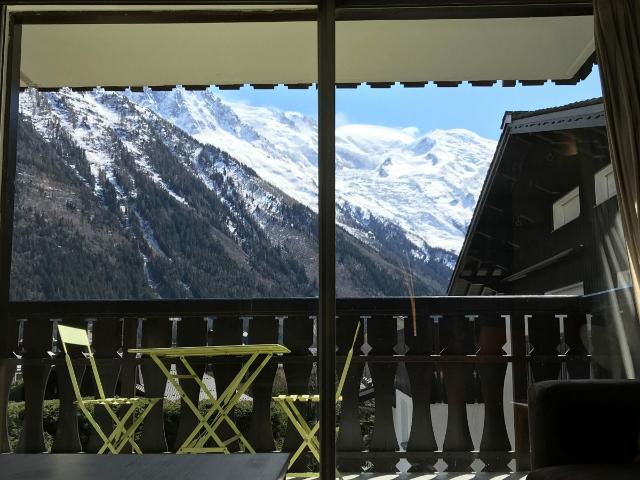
[{"left": 528, "top": 380, "right": 640, "bottom": 469}]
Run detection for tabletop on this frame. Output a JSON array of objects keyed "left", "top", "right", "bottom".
[{"left": 129, "top": 344, "right": 290, "bottom": 358}]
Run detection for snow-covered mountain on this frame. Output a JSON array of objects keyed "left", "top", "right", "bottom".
[
  {"left": 125, "top": 87, "right": 496, "bottom": 253},
  {"left": 12, "top": 88, "right": 457, "bottom": 300}
]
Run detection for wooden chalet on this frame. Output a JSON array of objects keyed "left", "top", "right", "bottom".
[{"left": 448, "top": 98, "right": 630, "bottom": 297}]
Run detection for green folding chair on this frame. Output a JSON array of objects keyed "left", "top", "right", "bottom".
[
  {"left": 274, "top": 322, "right": 361, "bottom": 479},
  {"left": 57, "top": 324, "right": 160, "bottom": 454}
]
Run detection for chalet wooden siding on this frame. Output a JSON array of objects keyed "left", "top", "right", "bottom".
[{"left": 449, "top": 99, "right": 635, "bottom": 299}]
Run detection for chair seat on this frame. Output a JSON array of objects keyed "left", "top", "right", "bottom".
[
  {"left": 274, "top": 394, "right": 320, "bottom": 402},
  {"left": 77, "top": 397, "right": 158, "bottom": 406},
  {"left": 273, "top": 394, "right": 345, "bottom": 402}
]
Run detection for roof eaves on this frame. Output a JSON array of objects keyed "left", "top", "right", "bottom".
[
  {"left": 509, "top": 97, "right": 604, "bottom": 121},
  {"left": 446, "top": 120, "right": 514, "bottom": 294}
]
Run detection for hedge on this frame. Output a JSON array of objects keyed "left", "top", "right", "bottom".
[{"left": 7, "top": 398, "right": 290, "bottom": 452}]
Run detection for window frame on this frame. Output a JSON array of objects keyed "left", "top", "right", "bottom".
[
  {"left": 0, "top": 3, "right": 609, "bottom": 478},
  {"left": 0, "top": 4, "right": 337, "bottom": 473},
  {"left": 552, "top": 186, "right": 581, "bottom": 231},
  {"left": 594, "top": 163, "right": 617, "bottom": 206}
]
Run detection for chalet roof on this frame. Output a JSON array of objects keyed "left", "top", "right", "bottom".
[
  {"left": 508, "top": 97, "right": 604, "bottom": 121},
  {"left": 9, "top": 3, "right": 596, "bottom": 90},
  {"left": 447, "top": 97, "right": 606, "bottom": 295}
]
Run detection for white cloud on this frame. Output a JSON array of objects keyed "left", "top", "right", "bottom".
[
  {"left": 335, "top": 111, "right": 350, "bottom": 127},
  {"left": 401, "top": 126, "right": 420, "bottom": 137}
]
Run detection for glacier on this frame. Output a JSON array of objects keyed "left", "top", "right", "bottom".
[{"left": 124, "top": 87, "right": 497, "bottom": 254}]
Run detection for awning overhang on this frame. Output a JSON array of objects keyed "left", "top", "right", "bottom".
[{"left": 13, "top": 6, "right": 596, "bottom": 89}]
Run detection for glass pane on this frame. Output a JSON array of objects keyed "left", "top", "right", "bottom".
[
  {"left": 449, "top": 74, "right": 640, "bottom": 470},
  {"left": 12, "top": 33, "right": 318, "bottom": 302},
  {"left": 9, "top": 16, "right": 320, "bottom": 471},
  {"left": 334, "top": 48, "right": 640, "bottom": 479}
]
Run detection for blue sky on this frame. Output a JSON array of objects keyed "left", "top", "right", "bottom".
[{"left": 216, "top": 70, "right": 603, "bottom": 140}]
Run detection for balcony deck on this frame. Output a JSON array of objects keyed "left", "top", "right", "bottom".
[
  {"left": 0, "top": 453, "right": 528, "bottom": 480},
  {"left": 0, "top": 453, "right": 290, "bottom": 480},
  {"left": 0, "top": 293, "right": 631, "bottom": 477}
]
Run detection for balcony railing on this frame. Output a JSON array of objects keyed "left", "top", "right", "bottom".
[{"left": 0, "top": 293, "right": 631, "bottom": 473}]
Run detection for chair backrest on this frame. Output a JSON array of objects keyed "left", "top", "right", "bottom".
[
  {"left": 336, "top": 322, "right": 361, "bottom": 402},
  {"left": 57, "top": 324, "right": 106, "bottom": 401}
]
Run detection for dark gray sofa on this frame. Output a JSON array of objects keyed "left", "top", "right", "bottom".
[{"left": 528, "top": 380, "right": 640, "bottom": 480}]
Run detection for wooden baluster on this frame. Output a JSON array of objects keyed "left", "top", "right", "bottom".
[
  {"left": 588, "top": 307, "right": 616, "bottom": 379},
  {"left": 209, "top": 315, "right": 243, "bottom": 451},
  {"left": 247, "top": 315, "right": 278, "bottom": 452},
  {"left": 173, "top": 316, "right": 207, "bottom": 452},
  {"left": 528, "top": 312, "right": 562, "bottom": 383},
  {"left": 405, "top": 313, "right": 437, "bottom": 472},
  {"left": 563, "top": 301, "right": 589, "bottom": 379},
  {"left": 336, "top": 314, "right": 364, "bottom": 473},
  {"left": 282, "top": 314, "right": 314, "bottom": 472},
  {"left": 17, "top": 317, "right": 53, "bottom": 452},
  {"left": 441, "top": 313, "right": 474, "bottom": 472},
  {"left": 0, "top": 315, "right": 19, "bottom": 452},
  {"left": 510, "top": 313, "right": 531, "bottom": 471},
  {"left": 139, "top": 316, "right": 172, "bottom": 452},
  {"left": 368, "top": 314, "right": 398, "bottom": 472},
  {"left": 86, "top": 317, "right": 123, "bottom": 453},
  {"left": 118, "top": 316, "right": 138, "bottom": 454},
  {"left": 119, "top": 318, "right": 138, "bottom": 398},
  {"left": 52, "top": 318, "right": 86, "bottom": 453},
  {"left": 477, "top": 314, "right": 511, "bottom": 471},
  {"left": 467, "top": 315, "right": 484, "bottom": 405},
  {"left": 431, "top": 315, "right": 445, "bottom": 404}
]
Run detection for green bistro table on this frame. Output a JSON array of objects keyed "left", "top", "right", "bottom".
[{"left": 129, "top": 344, "right": 290, "bottom": 454}]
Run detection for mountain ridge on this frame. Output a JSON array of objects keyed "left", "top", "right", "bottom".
[
  {"left": 125, "top": 87, "right": 496, "bottom": 253},
  {"left": 11, "top": 88, "right": 458, "bottom": 300}
]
